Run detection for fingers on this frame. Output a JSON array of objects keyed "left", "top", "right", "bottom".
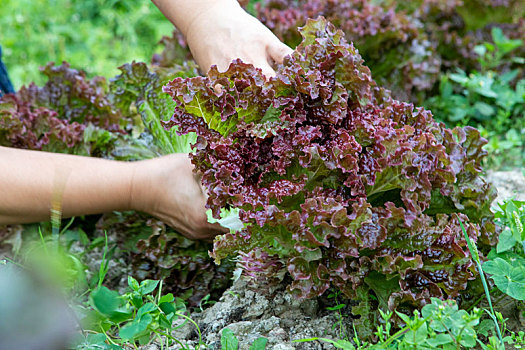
[
  {"left": 169, "top": 221, "right": 224, "bottom": 241},
  {"left": 206, "top": 56, "right": 276, "bottom": 79},
  {"left": 217, "top": 43, "right": 291, "bottom": 79},
  {"left": 253, "top": 59, "right": 276, "bottom": 78},
  {"left": 215, "top": 59, "right": 231, "bottom": 73},
  {"left": 197, "top": 37, "right": 292, "bottom": 80},
  {"left": 268, "top": 42, "right": 294, "bottom": 64}
]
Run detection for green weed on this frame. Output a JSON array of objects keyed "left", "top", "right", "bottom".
[
  {"left": 426, "top": 27, "right": 525, "bottom": 169},
  {"left": 484, "top": 199, "right": 525, "bottom": 301},
  {"left": 326, "top": 291, "right": 349, "bottom": 340},
  {"left": 220, "top": 327, "right": 268, "bottom": 350},
  {"left": 294, "top": 298, "right": 506, "bottom": 349},
  {"left": 75, "top": 276, "right": 204, "bottom": 349}
]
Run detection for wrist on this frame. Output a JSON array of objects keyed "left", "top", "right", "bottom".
[
  {"left": 60, "top": 159, "right": 137, "bottom": 216},
  {"left": 154, "top": 0, "right": 242, "bottom": 38},
  {"left": 129, "top": 160, "right": 154, "bottom": 214},
  {"left": 185, "top": 0, "right": 242, "bottom": 37}
]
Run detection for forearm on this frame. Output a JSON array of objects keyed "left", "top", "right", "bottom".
[
  {"left": 0, "top": 147, "right": 134, "bottom": 224},
  {"left": 151, "top": 0, "right": 240, "bottom": 36}
]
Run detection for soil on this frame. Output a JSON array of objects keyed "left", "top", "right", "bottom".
[
  {"left": 486, "top": 170, "right": 525, "bottom": 203},
  {"left": 174, "top": 278, "right": 345, "bottom": 350}
]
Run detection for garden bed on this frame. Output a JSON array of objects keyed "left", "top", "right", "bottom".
[{"left": 1, "top": 1, "right": 525, "bottom": 349}]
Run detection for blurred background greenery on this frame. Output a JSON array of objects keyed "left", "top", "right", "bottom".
[
  {"left": 1, "top": 0, "right": 524, "bottom": 169},
  {"left": 0, "top": 0, "right": 173, "bottom": 88}
]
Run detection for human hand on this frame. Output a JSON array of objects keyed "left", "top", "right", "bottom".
[
  {"left": 184, "top": 0, "right": 293, "bottom": 77},
  {"left": 130, "top": 154, "right": 226, "bottom": 240}
]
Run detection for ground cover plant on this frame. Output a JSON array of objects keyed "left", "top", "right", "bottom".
[
  {"left": 295, "top": 298, "right": 500, "bottom": 349},
  {"left": 164, "top": 16, "right": 498, "bottom": 337},
  {"left": 76, "top": 276, "right": 197, "bottom": 349},
  {"left": 484, "top": 199, "right": 525, "bottom": 302}
]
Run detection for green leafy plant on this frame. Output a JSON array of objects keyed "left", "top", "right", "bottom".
[
  {"left": 221, "top": 328, "right": 239, "bottom": 350},
  {"left": 385, "top": 298, "right": 483, "bottom": 349},
  {"left": 294, "top": 298, "right": 511, "bottom": 349},
  {"left": 420, "top": 298, "right": 480, "bottom": 348},
  {"left": 426, "top": 28, "right": 525, "bottom": 168},
  {"left": 474, "top": 28, "right": 525, "bottom": 71},
  {"left": 484, "top": 199, "right": 525, "bottom": 301},
  {"left": 76, "top": 277, "right": 204, "bottom": 349},
  {"left": 220, "top": 328, "right": 268, "bottom": 350},
  {"left": 508, "top": 331, "right": 525, "bottom": 350}
]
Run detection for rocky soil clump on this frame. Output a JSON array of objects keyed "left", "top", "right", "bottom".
[
  {"left": 177, "top": 278, "right": 346, "bottom": 349},
  {"left": 147, "top": 278, "right": 348, "bottom": 350},
  {"left": 486, "top": 170, "right": 525, "bottom": 203}
]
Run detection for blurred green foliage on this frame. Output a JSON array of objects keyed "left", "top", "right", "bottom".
[
  {"left": 425, "top": 28, "right": 525, "bottom": 169},
  {"left": 0, "top": 0, "right": 172, "bottom": 88}
]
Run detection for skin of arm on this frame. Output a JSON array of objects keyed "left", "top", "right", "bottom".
[
  {"left": 151, "top": 0, "right": 293, "bottom": 77},
  {"left": 0, "top": 147, "right": 223, "bottom": 240},
  {"left": 0, "top": 2, "right": 291, "bottom": 240}
]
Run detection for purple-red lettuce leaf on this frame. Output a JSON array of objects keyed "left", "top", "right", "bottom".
[
  {"left": 18, "top": 62, "right": 125, "bottom": 131},
  {"left": 0, "top": 62, "right": 152, "bottom": 158}
]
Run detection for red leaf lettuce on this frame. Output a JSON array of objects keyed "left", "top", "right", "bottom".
[{"left": 165, "top": 18, "right": 497, "bottom": 321}]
